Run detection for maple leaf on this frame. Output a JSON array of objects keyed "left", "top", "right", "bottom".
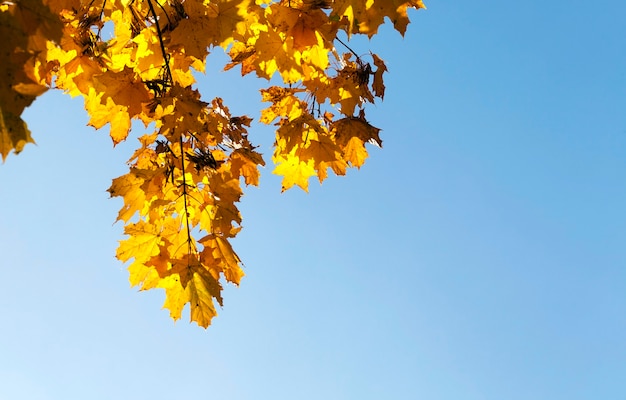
[
  {"left": 299, "top": 133, "right": 348, "bottom": 182},
  {"left": 86, "top": 94, "right": 132, "bottom": 143},
  {"left": 187, "top": 270, "right": 222, "bottom": 327},
  {"left": 116, "top": 220, "right": 163, "bottom": 265},
  {"left": 260, "top": 86, "right": 306, "bottom": 124},
  {"left": 332, "top": 0, "right": 425, "bottom": 37},
  {"left": 334, "top": 113, "right": 383, "bottom": 147},
  {"left": 253, "top": 27, "right": 304, "bottom": 82},
  {"left": 273, "top": 151, "right": 317, "bottom": 192},
  {"left": 371, "top": 53, "right": 387, "bottom": 99},
  {"left": 333, "top": 113, "right": 382, "bottom": 167},
  {"left": 170, "top": 16, "right": 212, "bottom": 60},
  {"left": 224, "top": 41, "right": 258, "bottom": 74},
  {"left": 0, "top": 108, "right": 35, "bottom": 161},
  {"left": 229, "top": 148, "right": 265, "bottom": 186},
  {"left": 200, "top": 234, "right": 245, "bottom": 284},
  {"left": 0, "top": 0, "right": 61, "bottom": 160},
  {"left": 154, "top": 257, "right": 224, "bottom": 327},
  {"left": 206, "top": 0, "right": 260, "bottom": 48},
  {"left": 267, "top": 4, "right": 328, "bottom": 51},
  {"left": 95, "top": 68, "right": 151, "bottom": 114},
  {"left": 107, "top": 169, "right": 147, "bottom": 222},
  {"left": 52, "top": 54, "right": 104, "bottom": 97}
]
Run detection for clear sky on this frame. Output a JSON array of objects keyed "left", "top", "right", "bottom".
[{"left": 1, "top": 1, "right": 625, "bottom": 399}]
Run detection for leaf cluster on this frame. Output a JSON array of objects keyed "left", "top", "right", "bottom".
[{"left": 0, "top": 0, "right": 424, "bottom": 327}]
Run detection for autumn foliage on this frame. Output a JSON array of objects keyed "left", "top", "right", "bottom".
[{"left": 1, "top": 0, "right": 425, "bottom": 327}]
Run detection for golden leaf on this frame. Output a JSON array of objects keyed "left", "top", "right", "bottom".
[
  {"left": 0, "top": 0, "right": 61, "bottom": 160},
  {"left": 299, "top": 133, "right": 348, "bottom": 182},
  {"left": 333, "top": 114, "right": 383, "bottom": 148},
  {"left": 229, "top": 148, "right": 265, "bottom": 186},
  {"left": 93, "top": 67, "right": 151, "bottom": 118},
  {"left": 273, "top": 151, "right": 317, "bottom": 192},
  {"left": 333, "top": 113, "right": 382, "bottom": 167},
  {"left": 188, "top": 271, "right": 221, "bottom": 327},
  {"left": 260, "top": 86, "right": 306, "bottom": 124},
  {"left": 108, "top": 170, "right": 147, "bottom": 222},
  {"left": 117, "top": 220, "right": 163, "bottom": 264},
  {"left": 331, "top": 0, "right": 426, "bottom": 37},
  {"left": 0, "top": 108, "right": 35, "bottom": 161},
  {"left": 200, "top": 235, "right": 245, "bottom": 285}
]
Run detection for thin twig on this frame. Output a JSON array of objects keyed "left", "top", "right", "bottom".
[
  {"left": 179, "top": 134, "right": 194, "bottom": 258},
  {"left": 335, "top": 36, "right": 360, "bottom": 60},
  {"left": 146, "top": 0, "right": 173, "bottom": 84}
]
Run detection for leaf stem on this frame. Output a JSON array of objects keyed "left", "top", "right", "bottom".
[
  {"left": 179, "top": 134, "right": 194, "bottom": 258},
  {"left": 335, "top": 36, "right": 360, "bottom": 60},
  {"left": 146, "top": 0, "right": 173, "bottom": 84}
]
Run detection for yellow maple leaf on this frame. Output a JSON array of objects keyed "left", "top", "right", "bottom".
[
  {"left": 169, "top": 16, "right": 213, "bottom": 61},
  {"left": 188, "top": 271, "right": 221, "bottom": 327},
  {"left": 299, "top": 133, "right": 348, "bottom": 182},
  {"left": 158, "top": 257, "right": 224, "bottom": 327},
  {"left": 53, "top": 54, "right": 103, "bottom": 97},
  {"left": 253, "top": 27, "right": 304, "bottom": 82},
  {"left": 0, "top": 108, "right": 35, "bottom": 162},
  {"left": 332, "top": 0, "right": 425, "bottom": 37},
  {"left": 333, "top": 114, "right": 383, "bottom": 148},
  {"left": 86, "top": 95, "right": 132, "bottom": 143},
  {"left": 311, "top": 54, "right": 376, "bottom": 116},
  {"left": 0, "top": 0, "right": 61, "bottom": 160},
  {"left": 267, "top": 4, "right": 327, "bottom": 50},
  {"left": 206, "top": 0, "right": 259, "bottom": 48},
  {"left": 340, "top": 136, "right": 369, "bottom": 167},
  {"left": 200, "top": 235, "right": 245, "bottom": 285},
  {"left": 127, "top": 259, "right": 161, "bottom": 290},
  {"left": 333, "top": 113, "right": 382, "bottom": 167},
  {"left": 159, "top": 274, "right": 191, "bottom": 321},
  {"left": 131, "top": 28, "right": 166, "bottom": 81},
  {"left": 229, "top": 148, "right": 265, "bottom": 186},
  {"left": 273, "top": 151, "right": 317, "bottom": 192},
  {"left": 260, "top": 86, "right": 306, "bottom": 124},
  {"left": 116, "top": 220, "right": 163, "bottom": 265},
  {"left": 93, "top": 67, "right": 151, "bottom": 118},
  {"left": 224, "top": 41, "right": 258, "bottom": 75},
  {"left": 108, "top": 169, "right": 147, "bottom": 222}
]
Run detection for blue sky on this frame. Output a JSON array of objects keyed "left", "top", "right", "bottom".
[{"left": 1, "top": 1, "right": 625, "bottom": 399}]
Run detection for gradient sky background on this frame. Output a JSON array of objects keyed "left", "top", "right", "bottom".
[{"left": 1, "top": 1, "right": 625, "bottom": 399}]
